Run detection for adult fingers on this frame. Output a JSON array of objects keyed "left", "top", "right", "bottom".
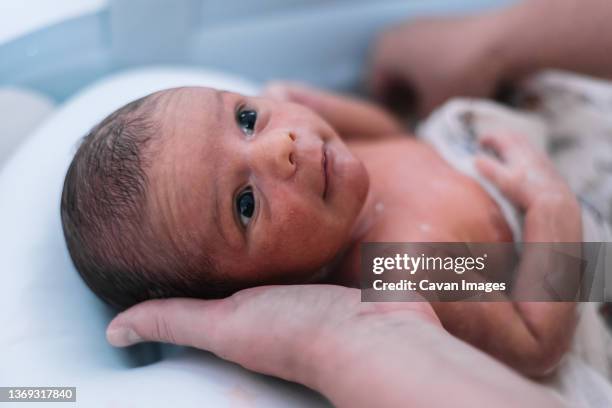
[
  {"left": 107, "top": 297, "right": 227, "bottom": 350},
  {"left": 106, "top": 285, "right": 361, "bottom": 357},
  {"left": 105, "top": 285, "right": 371, "bottom": 385}
]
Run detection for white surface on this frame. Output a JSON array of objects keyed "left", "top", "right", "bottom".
[
  {"left": 0, "top": 0, "right": 106, "bottom": 44},
  {"left": 0, "top": 66, "right": 327, "bottom": 407},
  {"left": 0, "top": 87, "right": 55, "bottom": 170}
]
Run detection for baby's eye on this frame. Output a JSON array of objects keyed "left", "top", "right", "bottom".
[
  {"left": 236, "top": 107, "right": 257, "bottom": 136},
  {"left": 236, "top": 187, "right": 255, "bottom": 227}
]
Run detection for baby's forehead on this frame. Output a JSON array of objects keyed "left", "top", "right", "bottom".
[
  {"left": 153, "top": 86, "right": 230, "bottom": 135},
  {"left": 157, "top": 86, "right": 224, "bottom": 108},
  {"left": 145, "top": 86, "right": 230, "bottom": 254}
]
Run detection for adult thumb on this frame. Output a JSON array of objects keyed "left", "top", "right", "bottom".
[{"left": 106, "top": 297, "right": 224, "bottom": 349}]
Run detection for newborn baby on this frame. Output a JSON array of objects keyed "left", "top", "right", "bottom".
[{"left": 61, "top": 83, "right": 581, "bottom": 377}]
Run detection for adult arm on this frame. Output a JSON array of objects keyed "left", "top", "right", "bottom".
[
  {"left": 368, "top": 0, "right": 612, "bottom": 116},
  {"left": 107, "top": 285, "right": 564, "bottom": 407},
  {"left": 499, "top": 0, "right": 612, "bottom": 81}
]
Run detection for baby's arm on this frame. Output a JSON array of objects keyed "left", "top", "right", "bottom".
[
  {"left": 262, "top": 82, "right": 404, "bottom": 139},
  {"left": 450, "top": 133, "right": 580, "bottom": 377}
]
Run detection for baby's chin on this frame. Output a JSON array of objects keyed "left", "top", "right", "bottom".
[
  {"left": 351, "top": 159, "right": 370, "bottom": 206},
  {"left": 340, "top": 154, "right": 370, "bottom": 225}
]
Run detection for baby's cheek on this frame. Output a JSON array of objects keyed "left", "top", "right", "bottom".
[{"left": 266, "top": 209, "right": 335, "bottom": 264}]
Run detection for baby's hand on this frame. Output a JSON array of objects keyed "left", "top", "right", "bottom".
[
  {"left": 260, "top": 81, "right": 292, "bottom": 100},
  {"left": 475, "top": 133, "right": 581, "bottom": 242},
  {"left": 261, "top": 81, "right": 314, "bottom": 103},
  {"left": 262, "top": 81, "right": 404, "bottom": 139},
  {"left": 261, "top": 81, "right": 336, "bottom": 116}
]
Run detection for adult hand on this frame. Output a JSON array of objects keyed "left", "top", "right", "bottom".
[
  {"left": 107, "top": 285, "right": 436, "bottom": 391},
  {"left": 106, "top": 284, "right": 564, "bottom": 407},
  {"left": 368, "top": 14, "right": 508, "bottom": 118}
]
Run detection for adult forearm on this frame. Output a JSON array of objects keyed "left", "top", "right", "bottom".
[
  {"left": 495, "top": 0, "right": 612, "bottom": 80},
  {"left": 303, "top": 312, "right": 564, "bottom": 407},
  {"left": 107, "top": 284, "right": 565, "bottom": 407}
]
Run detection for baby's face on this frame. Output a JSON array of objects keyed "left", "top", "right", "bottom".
[{"left": 147, "top": 87, "right": 368, "bottom": 285}]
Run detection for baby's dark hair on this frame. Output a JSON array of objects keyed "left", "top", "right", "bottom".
[{"left": 61, "top": 93, "right": 237, "bottom": 311}]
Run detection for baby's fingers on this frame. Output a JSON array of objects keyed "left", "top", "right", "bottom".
[
  {"left": 478, "top": 133, "right": 530, "bottom": 164},
  {"left": 261, "top": 81, "right": 295, "bottom": 101},
  {"left": 475, "top": 155, "right": 526, "bottom": 207}
]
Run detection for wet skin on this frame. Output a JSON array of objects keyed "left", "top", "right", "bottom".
[
  {"left": 146, "top": 87, "right": 511, "bottom": 288},
  {"left": 147, "top": 87, "right": 369, "bottom": 287},
  {"left": 145, "top": 87, "right": 572, "bottom": 377}
]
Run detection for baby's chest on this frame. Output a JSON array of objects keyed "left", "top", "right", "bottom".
[
  {"left": 367, "top": 159, "right": 512, "bottom": 243},
  {"left": 373, "top": 189, "right": 512, "bottom": 244}
]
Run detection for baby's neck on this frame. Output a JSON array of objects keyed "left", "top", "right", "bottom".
[{"left": 350, "top": 186, "right": 385, "bottom": 243}]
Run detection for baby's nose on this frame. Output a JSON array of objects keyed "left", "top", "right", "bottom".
[{"left": 253, "top": 130, "right": 297, "bottom": 179}]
